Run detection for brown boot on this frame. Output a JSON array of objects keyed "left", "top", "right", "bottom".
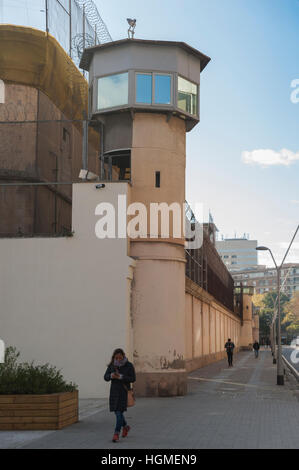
[{"left": 112, "top": 432, "right": 119, "bottom": 443}]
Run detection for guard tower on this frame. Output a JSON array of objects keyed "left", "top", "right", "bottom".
[{"left": 80, "top": 38, "right": 210, "bottom": 397}]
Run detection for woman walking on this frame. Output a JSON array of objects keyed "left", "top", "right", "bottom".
[{"left": 104, "top": 348, "right": 136, "bottom": 443}]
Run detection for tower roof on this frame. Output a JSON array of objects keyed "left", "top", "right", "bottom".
[{"left": 80, "top": 38, "right": 211, "bottom": 72}]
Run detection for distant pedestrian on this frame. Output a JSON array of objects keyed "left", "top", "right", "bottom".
[
  {"left": 266, "top": 338, "right": 271, "bottom": 348},
  {"left": 225, "top": 338, "right": 235, "bottom": 367},
  {"left": 104, "top": 348, "right": 136, "bottom": 443},
  {"left": 253, "top": 340, "right": 260, "bottom": 358}
]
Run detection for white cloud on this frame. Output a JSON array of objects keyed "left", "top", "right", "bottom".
[{"left": 242, "top": 148, "right": 299, "bottom": 167}]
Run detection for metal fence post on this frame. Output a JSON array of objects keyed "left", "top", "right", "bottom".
[
  {"left": 69, "top": 0, "right": 72, "bottom": 58},
  {"left": 82, "top": 111, "right": 88, "bottom": 170},
  {"left": 45, "top": 0, "right": 49, "bottom": 33}
]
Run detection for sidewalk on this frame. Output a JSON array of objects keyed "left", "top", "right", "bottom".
[{"left": 1, "top": 349, "right": 299, "bottom": 449}]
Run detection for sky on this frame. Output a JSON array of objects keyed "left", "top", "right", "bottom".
[
  {"left": 1, "top": 0, "right": 298, "bottom": 267},
  {"left": 96, "top": 0, "right": 299, "bottom": 268}
]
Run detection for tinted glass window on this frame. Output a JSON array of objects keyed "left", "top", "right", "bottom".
[
  {"left": 98, "top": 73, "right": 128, "bottom": 110},
  {"left": 136, "top": 74, "right": 152, "bottom": 104},
  {"left": 178, "top": 76, "right": 198, "bottom": 115},
  {"left": 154, "top": 75, "right": 171, "bottom": 104}
]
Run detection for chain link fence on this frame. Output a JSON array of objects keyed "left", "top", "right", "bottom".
[{"left": 0, "top": 0, "right": 112, "bottom": 70}]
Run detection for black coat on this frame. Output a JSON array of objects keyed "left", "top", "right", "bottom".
[
  {"left": 104, "top": 361, "right": 136, "bottom": 412},
  {"left": 225, "top": 342, "right": 235, "bottom": 353}
]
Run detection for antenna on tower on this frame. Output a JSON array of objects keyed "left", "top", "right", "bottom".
[{"left": 127, "top": 18, "right": 137, "bottom": 39}]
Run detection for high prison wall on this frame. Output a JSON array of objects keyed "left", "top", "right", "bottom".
[{"left": 185, "top": 277, "right": 241, "bottom": 371}]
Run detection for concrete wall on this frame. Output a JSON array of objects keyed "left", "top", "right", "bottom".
[
  {"left": 0, "top": 183, "right": 133, "bottom": 398},
  {"left": 185, "top": 278, "right": 241, "bottom": 371}
]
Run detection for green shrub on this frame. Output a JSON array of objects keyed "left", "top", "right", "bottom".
[{"left": 0, "top": 347, "right": 77, "bottom": 395}]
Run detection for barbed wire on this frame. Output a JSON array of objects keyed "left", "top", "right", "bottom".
[
  {"left": 74, "top": 0, "right": 112, "bottom": 44},
  {"left": 72, "top": 32, "right": 96, "bottom": 63}
]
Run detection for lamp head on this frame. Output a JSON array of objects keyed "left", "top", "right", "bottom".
[{"left": 256, "top": 246, "right": 269, "bottom": 251}]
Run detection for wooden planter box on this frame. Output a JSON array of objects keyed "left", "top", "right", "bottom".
[{"left": 0, "top": 390, "right": 78, "bottom": 430}]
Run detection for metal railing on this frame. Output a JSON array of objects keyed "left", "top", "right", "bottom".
[{"left": 185, "top": 203, "right": 235, "bottom": 311}]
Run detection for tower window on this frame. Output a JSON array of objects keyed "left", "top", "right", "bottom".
[
  {"left": 136, "top": 73, "right": 152, "bottom": 104},
  {"left": 155, "top": 171, "right": 161, "bottom": 188},
  {"left": 178, "top": 76, "right": 198, "bottom": 116},
  {"left": 135, "top": 72, "right": 172, "bottom": 106},
  {"left": 98, "top": 72, "right": 129, "bottom": 110},
  {"left": 154, "top": 74, "right": 171, "bottom": 105}
]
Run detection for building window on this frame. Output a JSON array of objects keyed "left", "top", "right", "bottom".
[
  {"left": 155, "top": 171, "right": 161, "bottom": 188},
  {"left": 98, "top": 72, "right": 129, "bottom": 110},
  {"left": 136, "top": 73, "right": 152, "bottom": 104},
  {"left": 154, "top": 74, "right": 172, "bottom": 104},
  {"left": 178, "top": 76, "right": 198, "bottom": 116}
]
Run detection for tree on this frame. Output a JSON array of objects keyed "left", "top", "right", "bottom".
[
  {"left": 253, "top": 291, "right": 291, "bottom": 339},
  {"left": 282, "top": 292, "right": 299, "bottom": 336}
]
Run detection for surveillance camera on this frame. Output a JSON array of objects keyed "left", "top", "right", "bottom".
[
  {"left": 96, "top": 184, "right": 106, "bottom": 189},
  {"left": 127, "top": 18, "right": 136, "bottom": 27}
]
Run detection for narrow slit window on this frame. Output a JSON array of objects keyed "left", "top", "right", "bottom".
[{"left": 155, "top": 171, "right": 161, "bottom": 188}]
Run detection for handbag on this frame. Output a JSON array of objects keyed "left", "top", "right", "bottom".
[{"left": 123, "top": 384, "right": 136, "bottom": 407}]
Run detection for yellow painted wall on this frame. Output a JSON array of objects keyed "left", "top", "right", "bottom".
[
  {"left": 185, "top": 278, "right": 241, "bottom": 371},
  {"left": 193, "top": 297, "right": 202, "bottom": 358}
]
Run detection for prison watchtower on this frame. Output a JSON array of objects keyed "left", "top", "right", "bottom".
[{"left": 80, "top": 38, "right": 210, "bottom": 396}]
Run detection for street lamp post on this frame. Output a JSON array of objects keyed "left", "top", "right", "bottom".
[
  {"left": 276, "top": 265, "right": 283, "bottom": 384},
  {"left": 272, "top": 296, "right": 277, "bottom": 364},
  {"left": 256, "top": 224, "right": 299, "bottom": 386},
  {"left": 272, "top": 312, "right": 277, "bottom": 363},
  {"left": 273, "top": 313, "right": 277, "bottom": 364}
]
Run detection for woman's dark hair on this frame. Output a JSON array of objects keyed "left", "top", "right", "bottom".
[{"left": 108, "top": 348, "right": 125, "bottom": 366}]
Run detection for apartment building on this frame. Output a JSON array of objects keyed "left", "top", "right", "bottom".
[
  {"left": 233, "top": 263, "right": 299, "bottom": 296},
  {"left": 216, "top": 238, "right": 258, "bottom": 272}
]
